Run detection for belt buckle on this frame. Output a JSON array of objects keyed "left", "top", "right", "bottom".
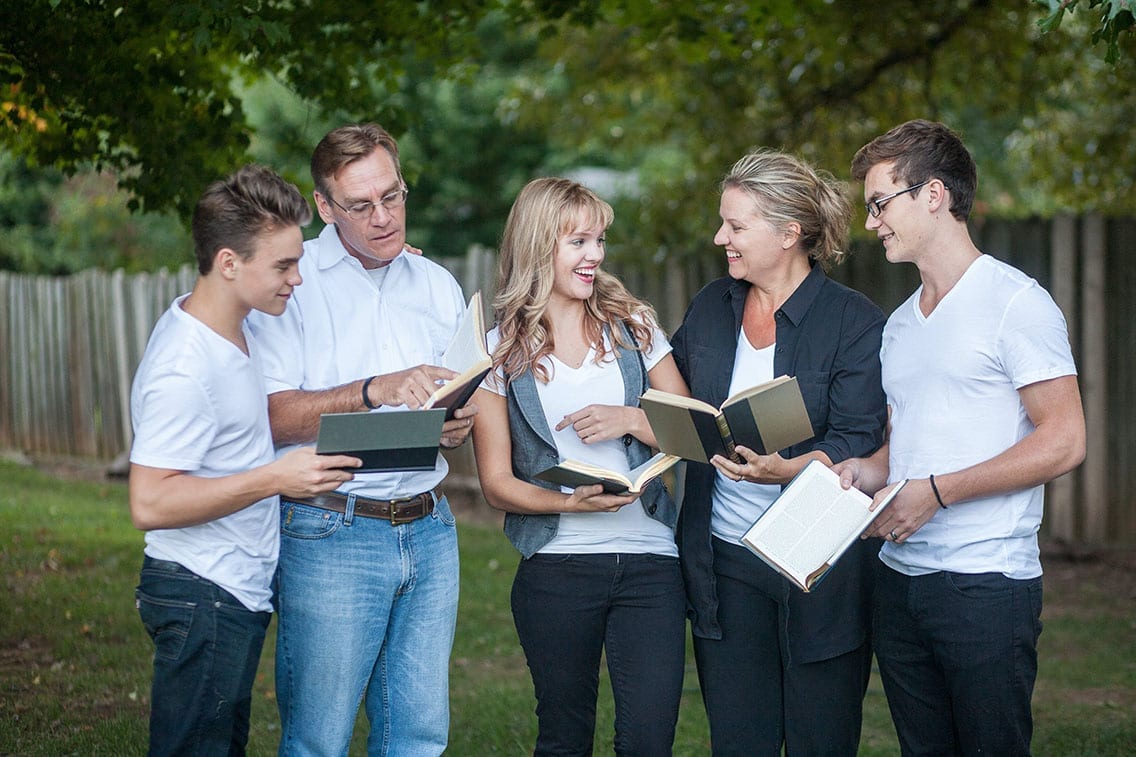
[{"left": 387, "top": 495, "right": 418, "bottom": 526}]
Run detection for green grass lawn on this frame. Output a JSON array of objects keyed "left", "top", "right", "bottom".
[{"left": 1, "top": 458, "right": 1133, "bottom": 755}]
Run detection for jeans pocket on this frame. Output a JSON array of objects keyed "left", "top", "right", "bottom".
[
  {"left": 943, "top": 571, "right": 1012, "bottom": 599},
  {"left": 136, "top": 590, "right": 195, "bottom": 661},
  {"left": 280, "top": 502, "right": 342, "bottom": 540},
  {"left": 432, "top": 495, "right": 457, "bottom": 527}
]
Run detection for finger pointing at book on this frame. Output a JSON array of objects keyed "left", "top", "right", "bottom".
[{"left": 367, "top": 364, "right": 458, "bottom": 409}]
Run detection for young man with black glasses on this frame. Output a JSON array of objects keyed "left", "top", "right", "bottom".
[{"left": 836, "top": 119, "right": 1085, "bottom": 755}]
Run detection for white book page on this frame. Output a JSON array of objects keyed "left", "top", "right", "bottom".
[
  {"left": 742, "top": 461, "right": 876, "bottom": 581},
  {"left": 440, "top": 292, "right": 487, "bottom": 372}
]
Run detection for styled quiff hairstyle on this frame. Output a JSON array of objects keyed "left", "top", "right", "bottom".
[
  {"left": 723, "top": 149, "right": 852, "bottom": 270},
  {"left": 850, "top": 119, "right": 977, "bottom": 222},
  {"left": 492, "top": 177, "right": 659, "bottom": 384},
  {"left": 191, "top": 164, "right": 312, "bottom": 275},
  {"left": 310, "top": 122, "right": 403, "bottom": 197}
]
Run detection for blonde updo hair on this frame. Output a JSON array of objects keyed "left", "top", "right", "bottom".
[{"left": 723, "top": 150, "right": 852, "bottom": 269}]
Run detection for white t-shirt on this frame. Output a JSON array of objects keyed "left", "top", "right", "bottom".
[
  {"left": 130, "top": 295, "right": 279, "bottom": 612},
  {"left": 880, "top": 254, "right": 1077, "bottom": 579},
  {"left": 485, "top": 323, "right": 677, "bottom": 556},
  {"left": 710, "top": 330, "right": 781, "bottom": 544},
  {"left": 248, "top": 224, "right": 467, "bottom": 500}
]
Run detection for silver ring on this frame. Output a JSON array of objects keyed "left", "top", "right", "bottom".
[{"left": 889, "top": 529, "right": 899, "bottom": 541}]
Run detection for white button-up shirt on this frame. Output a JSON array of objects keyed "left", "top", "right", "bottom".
[{"left": 249, "top": 223, "right": 467, "bottom": 500}]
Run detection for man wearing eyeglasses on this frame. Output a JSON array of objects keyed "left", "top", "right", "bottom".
[
  {"left": 248, "top": 123, "right": 477, "bottom": 756},
  {"left": 835, "top": 120, "right": 1085, "bottom": 755}
]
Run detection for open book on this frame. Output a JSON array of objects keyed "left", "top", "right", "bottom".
[
  {"left": 316, "top": 408, "right": 446, "bottom": 472},
  {"left": 424, "top": 291, "right": 492, "bottom": 420},
  {"left": 741, "top": 460, "right": 908, "bottom": 592},
  {"left": 640, "top": 376, "right": 813, "bottom": 464},
  {"left": 535, "top": 452, "right": 681, "bottom": 495}
]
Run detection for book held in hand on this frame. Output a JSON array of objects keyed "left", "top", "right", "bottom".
[
  {"left": 423, "top": 291, "right": 492, "bottom": 420},
  {"left": 316, "top": 408, "right": 446, "bottom": 472},
  {"left": 535, "top": 452, "right": 682, "bottom": 495},
  {"left": 740, "top": 460, "right": 909, "bottom": 593},
  {"left": 640, "top": 375, "right": 813, "bottom": 464}
]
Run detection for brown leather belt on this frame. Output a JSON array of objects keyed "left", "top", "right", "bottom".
[{"left": 289, "top": 490, "right": 436, "bottom": 526}]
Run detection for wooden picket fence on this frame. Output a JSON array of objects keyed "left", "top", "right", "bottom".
[{"left": 1, "top": 217, "right": 1133, "bottom": 544}]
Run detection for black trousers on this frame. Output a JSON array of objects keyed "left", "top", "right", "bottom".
[
  {"left": 693, "top": 538, "right": 870, "bottom": 756},
  {"left": 511, "top": 552, "right": 686, "bottom": 756}
]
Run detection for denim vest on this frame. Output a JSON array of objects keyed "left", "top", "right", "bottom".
[{"left": 503, "top": 324, "right": 678, "bottom": 558}]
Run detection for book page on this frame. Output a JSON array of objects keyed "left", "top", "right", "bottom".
[
  {"left": 741, "top": 461, "right": 874, "bottom": 582},
  {"left": 721, "top": 374, "right": 792, "bottom": 409},
  {"left": 440, "top": 291, "right": 488, "bottom": 373},
  {"left": 640, "top": 388, "right": 719, "bottom": 415}
]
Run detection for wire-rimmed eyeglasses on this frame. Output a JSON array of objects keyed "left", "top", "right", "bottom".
[{"left": 328, "top": 187, "right": 409, "bottom": 220}]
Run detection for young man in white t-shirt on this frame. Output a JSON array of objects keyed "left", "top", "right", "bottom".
[
  {"left": 129, "top": 165, "right": 360, "bottom": 755},
  {"left": 836, "top": 120, "right": 1086, "bottom": 755}
]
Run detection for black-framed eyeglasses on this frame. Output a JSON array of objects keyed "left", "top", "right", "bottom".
[
  {"left": 866, "top": 180, "right": 937, "bottom": 218},
  {"left": 328, "top": 187, "right": 409, "bottom": 220}
]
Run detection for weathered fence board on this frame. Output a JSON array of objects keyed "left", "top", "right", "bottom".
[{"left": 1, "top": 218, "right": 1129, "bottom": 544}]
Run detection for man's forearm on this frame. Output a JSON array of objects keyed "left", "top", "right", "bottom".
[{"left": 268, "top": 383, "right": 365, "bottom": 445}]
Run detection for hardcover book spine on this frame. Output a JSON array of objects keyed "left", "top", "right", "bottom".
[
  {"left": 691, "top": 412, "right": 731, "bottom": 460},
  {"left": 714, "top": 414, "right": 742, "bottom": 463}
]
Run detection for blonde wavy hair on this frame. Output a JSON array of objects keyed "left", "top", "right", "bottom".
[{"left": 493, "top": 177, "right": 658, "bottom": 385}]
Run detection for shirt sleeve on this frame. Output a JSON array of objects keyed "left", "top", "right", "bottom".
[
  {"left": 810, "top": 298, "right": 888, "bottom": 465},
  {"left": 999, "top": 282, "right": 1078, "bottom": 389},
  {"left": 642, "top": 324, "right": 673, "bottom": 371},
  {"left": 130, "top": 368, "right": 218, "bottom": 471}
]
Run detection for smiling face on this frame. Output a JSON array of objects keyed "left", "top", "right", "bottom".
[
  {"left": 314, "top": 148, "right": 406, "bottom": 268},
  {"left": 714, "top": 186, "right": 794, "bottom": 284},
  {"left": 862, "top": 161, "right": 929, "bottom": 265},
  {"left": 551, "top": 214, "right": 606, "bottom": 307},
  {"left": 233, "top": 224, "right": 304, "bottom": 316}
]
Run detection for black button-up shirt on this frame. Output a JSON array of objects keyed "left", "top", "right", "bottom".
[{"left": 672, "top": 264, "right": 887, "bottom": 656}]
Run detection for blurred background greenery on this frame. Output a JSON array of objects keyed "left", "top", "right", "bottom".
[{"left": 1, "top": 0, "right": 1132, "bottom": 274}]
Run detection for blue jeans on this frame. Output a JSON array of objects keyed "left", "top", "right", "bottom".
[
  {"left": 136, "top": 555, "right": 271, "bottom": 756},
  {"left": 275, "top": 495, "right": 459, "bottom": 757},
  {"left": 511, "top": 552, "right": 686, "bottom": 756},
  {"left": 873, "top": 565, "right": 1043, "bottom": 756}
]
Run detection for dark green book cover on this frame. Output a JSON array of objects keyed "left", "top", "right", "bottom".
[{"left": 316, "top": 408, "right": 445, "bottom": 472}]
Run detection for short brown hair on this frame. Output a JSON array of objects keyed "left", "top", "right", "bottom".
[
  {"left": 851, "top": 119, "right": 977, "bottom": 222},
  {"left": 191, "top": 164, "right": 312, "bottom": 275},
  {"left": 310, "top": 123, "right": 402, "bottom": 198}
]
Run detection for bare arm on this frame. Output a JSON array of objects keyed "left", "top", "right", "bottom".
[
  {"left": 129, "top": 447, "right": 361, "bottom": 531},
  {"left": 862, "top": 375, "right": 1085, "bottom": 542},
  {"left": 555, "top": 353, "right": 689, "bottom": 448},
  {"left": 471, "top": 387, "right": 637, "bottom": 515},
  {"left": 268, "top": 364, "right": 458, "bottom": 445}
]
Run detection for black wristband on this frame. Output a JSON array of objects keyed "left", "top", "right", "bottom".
[
  {"left": 362, "top": 375, "right": 380, "bottom": 410},
  {"left": 929, "top": 474, "right": 947, "bottom": 508}
]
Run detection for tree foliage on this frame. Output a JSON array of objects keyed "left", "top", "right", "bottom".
[
  {"left": 0, "top": 0, "right": 1133, "bottom": 273},
  {"left": 505, "top": 0, "right": 1135, "bottom": 261},
  {"left": 1036, "top": 0, "right": 1135, "bottom": 62},
  {"left": 0, "top": 0, "right": 498, "bottom": 218}
]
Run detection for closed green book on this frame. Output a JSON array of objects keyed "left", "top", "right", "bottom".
[{"left": 316, "top": 408, "right": 446, "bottom": 472}]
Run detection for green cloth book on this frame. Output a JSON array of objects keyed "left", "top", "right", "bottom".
[{"left": 316, "top": 408, "right": 446, "bottom": 472}]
